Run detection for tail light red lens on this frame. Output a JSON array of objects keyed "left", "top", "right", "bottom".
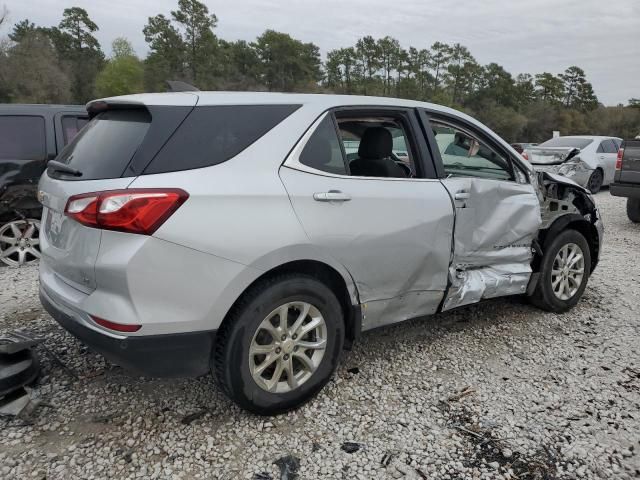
[
  {"left": 521, "top": 152, "right": 529, "bottom": 161},
  {"left": 616, "top": 148, "right": 624, "bottom": 170},
  {"left": 91, "top": 315, "right": 141, "bottom": 333},
  {"left": 65, "top": 189, "right": 188, "bottom": 235}
]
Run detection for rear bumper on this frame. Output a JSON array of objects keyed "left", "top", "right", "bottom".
[
  {"left": 40, "top": 286, "right": 215, "bottom": 378},
  {"left": 610, "top": 183, "right": 640, "bottom": 199}
]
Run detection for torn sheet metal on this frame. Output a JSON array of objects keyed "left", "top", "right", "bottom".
[
  {"left": 531, "top": 158, "right": 593, "bottom": 190},
  {"left": 440, "top": 177, "right": 542, "bottom": 311},
  {"left": 442, "top": 263, "right": 530, "bottom": 310}
]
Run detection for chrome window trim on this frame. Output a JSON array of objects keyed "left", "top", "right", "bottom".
[{"left": 283, "top": 111, "right": 441, "bottom": 183}]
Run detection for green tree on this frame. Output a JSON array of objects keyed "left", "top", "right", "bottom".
[
  {"left": 95, "top": 38, "right": 144, "bottom": 97},
  {"left": 51, "top": 7, "right": 105, "bottom": 102},
  {"left": 514, "top": 73, "right": 536, "bottom": 107},
  {"left": 171, "top": 0, "right": 217, "bottom": 85},
  {"left": 428, "top": 41, "right": 451, "bottom": 93},
  {"left": 629, "top": 98, "right": 640, "bottom": 108},
  {"left": 143, "top": 14, "right": 186, "bottom": 90},
  {"left": 355, "top": 36, "right": 381, "bottom": 94},
  {"left": 535, "top": 72, "right": 564, "bottom": 104},
  {"left": 253, "top": 30, "right": 322, "bottom": 92},
  {"left": 9, "top": 19, "right": 39, "bottom": 42},
  {"left": 377, "top": 36, "right": 401, "bottom": 95},
  {"left": 559, "top": 66, "right": 597, "bottom": 110},
  {"left": 0, "top": 31, "right": 71, "bottom": 103},
  {"left": 217, "top": 39, "right": 262, "bottom": 89},
  {"left": 445, "top": 43, "right": 478, "bottom": 105}
]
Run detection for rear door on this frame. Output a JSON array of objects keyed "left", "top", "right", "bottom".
[
  {"left": 280, "top": 108, "right": 454, "bottom": 329},
  {"left": 419, "top": 110, "right": 541, "bottom": 310},
  {"left": 597, "top": 139, "right": 618, "bottom": 185}
]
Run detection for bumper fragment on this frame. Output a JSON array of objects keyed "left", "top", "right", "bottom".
[{"left": 40, "top": 287, "right": 215, "bottom": 378}]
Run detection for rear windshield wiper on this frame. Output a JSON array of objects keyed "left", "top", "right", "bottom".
[{"left": 47, "top": 160, "right": 83, "bottom": 177}]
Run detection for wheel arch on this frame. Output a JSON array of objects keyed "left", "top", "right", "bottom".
[
  {"left": 537, "top": 214, "right": 600, "bottom": 273},
  {"left": 217, "top": 259, "right": 362, "bottom": 351}
]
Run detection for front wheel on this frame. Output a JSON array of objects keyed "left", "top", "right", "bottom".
[
  {"left": 627, "top": 198, "right": 640, "bottom": 223},
  {"left": 214, "top": 274, "right": 344, "bottom": 415},
  {"left": 529, "top": 229, "right": 591, "bottom": 313}
]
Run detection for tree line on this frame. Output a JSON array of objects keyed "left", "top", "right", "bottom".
[{"left": 0, "top": 0, "right": 638, "bottom": 141}]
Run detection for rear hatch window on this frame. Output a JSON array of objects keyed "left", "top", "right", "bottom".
[{"left": 55, "top": 109, "right": 150, "bottom": 180}]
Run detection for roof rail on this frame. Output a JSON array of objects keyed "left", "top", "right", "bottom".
[{"left": 165, "top": 80, "right": 200, "bottom": 92}]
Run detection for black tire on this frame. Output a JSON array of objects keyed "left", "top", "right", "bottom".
[
  {"left": 529, "top": 229, "right": 591, "bottom": 313},
  {"left": 214, "top": 274, "right": 344, "bottom": 415},
  {"left": 627, "top": 198, "right": 640, "bottom": 223},
  {"left": 587, "top": 169, "right": 603, "bottom": 194}
]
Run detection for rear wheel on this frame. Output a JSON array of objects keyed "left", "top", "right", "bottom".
[
  {"left": 529, "top": 229, "right": 591, "bottom": 313},
  {"left": 214, "top": 274, "right": 344, "bottom": 415},
  {"left": 587, "top": 169, "right": 603, "bottom": 194},
  {"left": 627, "top": 198, "right": 640, "bottom": 223}
]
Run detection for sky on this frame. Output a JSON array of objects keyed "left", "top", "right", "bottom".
[{"left": 2, "top": 0, "right": 639, "bottom": 105}]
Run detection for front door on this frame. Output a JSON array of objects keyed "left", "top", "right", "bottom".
[
  {"left": 421, "top": 112, "right": 542, "bottom": 310},
  {"left": 279, "top": 110, "right": 454, "bottom": 330}
]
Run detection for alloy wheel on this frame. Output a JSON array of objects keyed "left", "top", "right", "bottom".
[
  {"left": 0, "top": 219, "right": 41, "bottom": 267},
  {"left": 249, "top": 301, "right": 327, "bottom": 393},
  {"left": 551, "top": 243, "right": 585, "bottom": 301}
]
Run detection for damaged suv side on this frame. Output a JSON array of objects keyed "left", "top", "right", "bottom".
[{"left": 38, "top": 93, "right": 603, "bottom": 414}]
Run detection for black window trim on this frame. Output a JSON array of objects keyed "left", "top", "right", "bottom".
[{"left": 418, "top": 108, "right": 531, "bottom": 184}]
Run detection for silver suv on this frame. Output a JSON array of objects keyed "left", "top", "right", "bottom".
[{"left": 38, "top": 93, "right": 603, "bottom": 414}]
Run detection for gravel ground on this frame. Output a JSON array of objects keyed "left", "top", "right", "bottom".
[{"left": 1, "top": 191, "right": 639, "bottom": 480}]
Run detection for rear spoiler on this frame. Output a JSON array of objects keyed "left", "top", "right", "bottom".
[{"left": 85, "top": 100, "right": 148, "bottom": 119}]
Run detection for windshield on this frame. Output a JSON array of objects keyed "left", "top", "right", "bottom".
[{"left": 538, "top": 137, "right": 593, "bottom": 149}]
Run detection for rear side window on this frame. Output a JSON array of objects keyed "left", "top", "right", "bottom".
[
  {"left": 61, "top": 115, "right": 89, "bottom": 145},
  {"left": 299, "top": 115, "right": 347, "bottom": 175},
  {"left": 601, "top": 139, "right": 617, "bottom": 154},
  {"left": 145, "top": 104, "right": 300, "bottom": 174},
  {"left": 56, "top": 109, "right": 151, "bottom": 180},
  {"left": 0, "top": 116, "right": 46, "bottom": 160}
]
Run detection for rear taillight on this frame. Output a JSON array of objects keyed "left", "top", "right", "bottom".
[
  {"left": 522, "top": 152, "right": 529, "bottom": 161},
  {"left": 65, "top": 189, "right": 188, "bottom": 235},
  {"left": 91, "top": 315, "right": 141, "bottom": 333},
  {"left": 616, "top": 148, "right": 624, "bottom": 170}
]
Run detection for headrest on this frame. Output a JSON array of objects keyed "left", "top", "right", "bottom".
[{"left": 358, "top": 127, "right": 393, "bottom": 159}]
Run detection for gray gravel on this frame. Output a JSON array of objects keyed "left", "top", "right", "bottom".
[{"left": 1, "top": 191, "right": 639, "bottom": 480}]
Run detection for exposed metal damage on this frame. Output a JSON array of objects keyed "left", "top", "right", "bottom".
[
  {"left": 441, "top": 178, "right": 541, "bottom": 311},
  {"left": 441, "top": 171, "right": 601, "bottom": 312}
]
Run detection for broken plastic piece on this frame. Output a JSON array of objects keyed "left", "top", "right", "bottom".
[
  {"left": 341, "top": 442, "right": 363, "bottom": 453},
  {"left": 273, "top": 455, "right": 300, "bottom": 480}
]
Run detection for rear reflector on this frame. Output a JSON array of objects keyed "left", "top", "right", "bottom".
[
  {"left": 91, "top": 315, "right": 141, "bottom": 333},
  {"left": 65, "top": 188, "right": 188, "bottom": 235},
  {"left": 616, "top": 148, "right": 624, "bottom": 170}
]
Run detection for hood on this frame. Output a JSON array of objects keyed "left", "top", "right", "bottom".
[{"left": 526, "top": 147, "right": 580, "bottom": 165}]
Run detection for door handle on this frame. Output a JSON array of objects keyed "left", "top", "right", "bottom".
[
  {"left": 454, "top": 191, "right": 470, "bottom": 201},
  {"left": 313, "top": 190, "right": 351, "bottom": 202}
]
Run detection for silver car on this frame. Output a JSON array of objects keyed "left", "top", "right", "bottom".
[
  {"left": 38, "top": 93, "right": 603, "bottom": 414},
  {"left": 524, "top": 135, "right": 622, "bottom": 193}
]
